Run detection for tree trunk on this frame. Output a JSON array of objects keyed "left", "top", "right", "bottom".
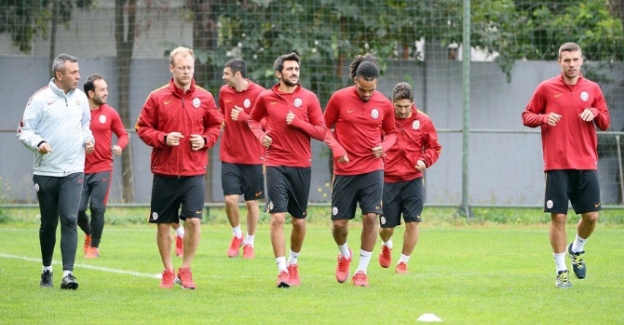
[{"left": 115, "top": 0, "right": 137, "bottom": 202}]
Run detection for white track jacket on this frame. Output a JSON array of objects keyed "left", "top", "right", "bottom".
[{"left": 18, "top": 79, "right": 94, "bottom": 177}]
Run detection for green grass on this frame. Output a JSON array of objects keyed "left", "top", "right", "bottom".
[{"left": 1, "top": 208, "right": 623, "bottom": 324}]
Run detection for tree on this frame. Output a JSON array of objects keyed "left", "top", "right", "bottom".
[{"left": 115, "top": 0, "right": 137, "bottom": 203}]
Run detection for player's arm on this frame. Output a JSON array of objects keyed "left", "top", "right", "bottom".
[
  {"left": 590, "top": 88, "right": 610, "bottom": 131},
  {"left": 419, "top": 119, "right": 442, "bottom": 168},
  {"left": 521, "top": 86, "right": 550, "bottom": 127},
  {"left": 111, "top": 111, "right": 130, "bottom": 150},
  {"left": 378, "top": 103, "right": 397, "bottom": 153},
  {"left": 248, "top": 95, "right": 269, "bottom": 142},
  {"left": 323, "top": 95, "right": 348, "bottom": 158},
  {"left": 136, "top": 94, "right": 167, "bottom": 148},
  {"left": 17, "top": 99, "right": 45, "bottom": 152},
  {"left": 201, "top": 98, "right": 224, "bottom": 149}
]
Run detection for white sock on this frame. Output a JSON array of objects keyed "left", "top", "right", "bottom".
[
  {"left": 356, "top": 250, "right": 372, "bottom": 273},
  {"left": 554, "top": 252, "right": 567, "bottom": 272},
  {"left": 42, "top": 265, "right": 52, "bottom": 272},
  {"left": 398, "top": 253, "right": 410, "bottom": 264},
  {"left": 338, "top": 243, "right": 351, "bottom": 259},
  {"left": 232, "top": 226, "right": 243, "bottom": 238},
  {"left": 175, "top": 226, "right": 185, "bottom": 237},
  {"left": 383, "top": 239, "right": 393, "bottom": 250},
  {"left": 62, "top": 270, "right": 72, "bottom": 277},
  {"left": 275, "top": 257, "right": 287, "bottom": 273},
  {"left": 245, "top": 234, "right": 255, "bottom": 246},
  {"left": 288, "top": 250, "right": 299, "bottom": 265},
  {"left": 571, "top": 235, "right": 587, "bottom": 253}
]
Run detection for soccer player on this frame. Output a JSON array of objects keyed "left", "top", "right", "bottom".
[
  {"left": 248, "top": 52, "right": 326, "bottom": 288},
  {"left": 324, "top": 53, "right": 397, "bottom": 287},
  {"left": 378, "top": 82, "right": 441, "bottom": 274},
  {"left": 522, "top": 42, "right": 610, "bottom": 288},
  {"left": 18, "top": 53, "right": 95, "bottom": 290},
  {"left": 79, "top": 74, "right": 129, "bottom": 259},
  {"left": 219, "top": 58, "right": 266, "bottom": 259},
  {"left": 136, "top": 46, "right": 223, "bottom": 289}
]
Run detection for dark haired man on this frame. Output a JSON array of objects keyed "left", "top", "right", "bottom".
[
  {"left": 324, "top": 53, "right": 397, "bottom": 287},
  {"left": 219, "top": 58, "right": 266, "bottom": 259},
  {"left": 79, "top": 74, "right": 129, "bottom": 259},
  {"left": 248, "top": 52, "right": 326, "bottom": 288}
]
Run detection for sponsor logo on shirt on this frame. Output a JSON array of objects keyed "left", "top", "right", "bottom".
[
  {"left": 47, "top": 101, "right": 56, "bottom": 105},
  {"left": 554, "top": 93, "right": 563, "bottom": 98},
  {"left": 164, "top": 99, "right": 173, "bottom": 105},
  {"left": 347, "top": 109, "right": 355, "bottom": 113}
]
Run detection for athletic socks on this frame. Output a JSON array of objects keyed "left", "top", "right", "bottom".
[
  {"left": 232, "top": 226, "right": 243, "bottom": 239},
  {"left": 275, "top": 257, "right": 287, "bottom": 273},
  {"left": 398, "top": 254, "right": 410, "bottom": 264},
  {"left": 338, "top": 243, "right": 351, "bottom": 259},
  {"left": 553, "top": 252, "right": 567, "bottom": 272},
  {"left": 245, "top": 234, "right": 255, "bottom": 246},
  {"left": 288, "top": 250, "right": 299, "bottom": 265},
  {"left": 356, "top": 250, "right": 372, "bottom": 273},
  {"left": 175, "top": 226, "right": 185, "bottom": 238},
  {"left": 62, "top": 270, "right": 72, "bottom": 278},
  {"left": 383, "top": 239, "right": 393, "bottom": 250},
  {"left": 42, "top": 265, "right": 52, "bottom": 272},
  {"left": 572, "top": 235, "right": 587, "bottom": 253}
]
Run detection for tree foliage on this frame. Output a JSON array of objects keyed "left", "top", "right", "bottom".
[{"left": 0, "top": 0, "right": 93, "bottom": 53}]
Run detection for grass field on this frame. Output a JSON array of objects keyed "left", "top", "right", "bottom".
[{"left": 1, "top": 208, "right": 623, "bottom": 324}]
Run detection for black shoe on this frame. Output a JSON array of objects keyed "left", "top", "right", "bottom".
[
  {"left": 60, "top": 273, "right": 79, "bottom": 290},
  {"left": 567, "top": 243, "right": 586, "bottom": 279},
  {"left": 40, "top": 270, "right": 53, "bottom": 288}
]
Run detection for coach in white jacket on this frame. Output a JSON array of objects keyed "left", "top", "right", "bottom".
[{"left": 18, "top": 53, "right": 95, "bottom": 290}]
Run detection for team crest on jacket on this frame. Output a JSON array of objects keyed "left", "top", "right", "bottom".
[
  {"left": 244, "top": 98, "right": 251, "bottom": 108},
  {"left": 294, "top": 98, "right": 302, "bottom": 108},
  {"left": 371, "top": 109, "right": 379, "bottom": 119},
  {"left": 193, "top": 98, "right": 200, "bottom": 108},
  {"left": 580, "top": 91, "right": 589, "bottom": 102},
  {"left": 99, "top": 115, "right": 107, "bottom": 124},
  {"left": 412, "top": 120, "right": 420, "bottom": 130}
]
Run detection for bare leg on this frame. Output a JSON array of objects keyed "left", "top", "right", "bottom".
[
  {"left": 157, "top": 223, "right": 173, "bottom": 271},
  {"left": 270, "top": 212, "right": 286, "bottom": 257},
  {"left": 245, "top": 200, "right": 259, "bottom": 237},
  {"left": 550, "top": 213, "right": 567, "bottom": 253},
  {"left": 332, "top": 219, "right": 349, "bottom": 246},
  {"left": 401, "top": 222, "right": 419, "bottom": 256},
  {"left": 290, "top": 217, "right": 306, "bottom": 253},
  {"left": 225, "top": 194, "right": 240, "bottom": 229},
  {"left": 181, "top": 218, "right": 201, "bottom": 268},
  {"left": 361, "top": 213, "right": 378, "bottom": 252},
  {"left": 577, "top": 211, "right": 598, "bottom": 240}
]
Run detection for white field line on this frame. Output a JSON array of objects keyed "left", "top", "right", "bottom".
[{"left": 0, "top": 253, "right": 160, "bottom": 278}]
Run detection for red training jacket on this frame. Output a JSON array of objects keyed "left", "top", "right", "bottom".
[
  {"left": 136, "top": 79, "right": 223, "bottom": 176},
  {"left": 248, "top": 84, "right": 326, "bottom": 168},
  {"left": 85, "top": 104, "right": 129, "bottom": 173},
  {"left": 384, "top": 105, "right": 442, "bottom": 182},
  {"left": 522, "top": 74, "right": 610, "bottom": 171},
  {"left": 324, "top": 86, "right": 397, "bottom": 175},
  {"left": 218, "top": 80, "right": 266, "bottom": 164}
]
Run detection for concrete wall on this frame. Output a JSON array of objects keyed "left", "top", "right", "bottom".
[{"left": 1, "top": 56, "right": 623, "bottom": 206}]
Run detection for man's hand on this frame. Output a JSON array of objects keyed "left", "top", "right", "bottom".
[
  {"left": 113, "top": 145, "right": 122, "bottom": 156},
  {"left": 547, "top": 112, "right": 562, "bottom": 126},
  {"left": 231, "top": 105, "right": 244, "bottom": 121},
  {"left": 166, "top": 132, "right": 184, "bottom": 146},
  {"left": 85, "top": 140, "right": 95, "bottom": 154},
  {"left": 415, "top": 160, "right": 426, "bottom": 171},
  {"left": 37, "top": 142, "right": 52, "bottom": 154},
  {"left": 189, "top": 134, "right": 205, "bottom": 151},
  {"left": 372, "top": 145, "right": 384, "bottom": 158},
  {"left": 286, "top": 111, "right": 296, "bottom": 125},
  {"left": 579, "top": 108, "right": 595, "bottom": 122},
  {"left": 262, "top": 134, "right": 273, "bottom": 148},
  {"left": 337, "top": 154, "right": 350, "bottom": 163}
]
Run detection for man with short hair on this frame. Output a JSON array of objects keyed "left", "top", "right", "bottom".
[
  {"left": 378, "top": 82, "right": 441, "bottom": 274},
  {"left": 522, "top": 42, "right": 610, "bottom": 288},
  {"left": 324, "top": 53, "right": 397, "bottom": 287},
  {"left": 248, "top": 52, "right": 326, "bottom": 288},
  {"left": 79, "top": 74, "right": 129, "bottom": 259},
  {"left": 18, "top": 53, "right": 95, "bottom": 290},
  {"left": 219, "top": 58, "right": 266, "bottom": 259},
  {"left": 136, "top": 46, "right": 223, "bottom": 289}
]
